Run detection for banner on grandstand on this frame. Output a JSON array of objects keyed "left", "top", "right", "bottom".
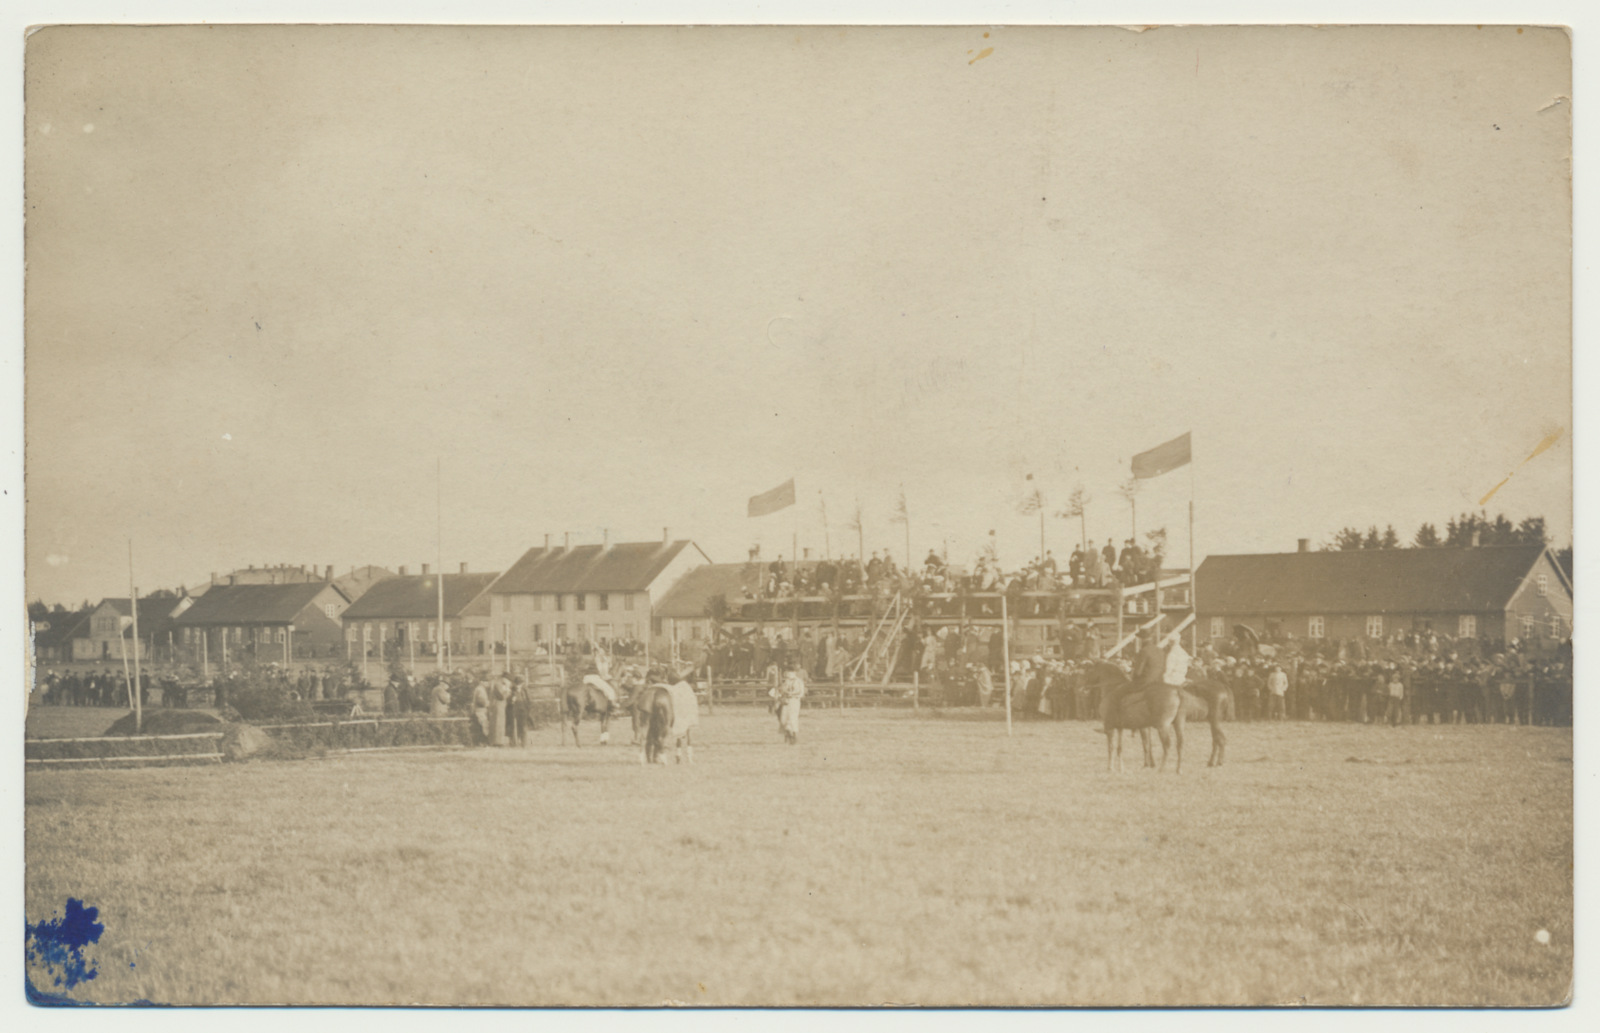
[
  {"left": 747, "top": 478, "right": 797, "bottom": 517},
  {"left": 1131, "top": 432, "right": 1192, "bottom": 480}
]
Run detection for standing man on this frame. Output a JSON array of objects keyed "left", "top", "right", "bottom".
[{"left": 1266, "top": 664, "right": 1288, "bottom": 720}]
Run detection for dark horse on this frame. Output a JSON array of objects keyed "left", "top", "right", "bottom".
[
  {"left": 1082, "top": 662, "right": 1228, "bottom": 773},
  {"left": 561, "top": 675, "right": 618, "bottom": 746},
  {"left": 632, "top": 683, "right": 694, "bottom": 764}
]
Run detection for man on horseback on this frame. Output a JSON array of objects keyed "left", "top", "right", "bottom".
[{"left": 1099, "top": 626, "right": 1166, "bottom": 733}]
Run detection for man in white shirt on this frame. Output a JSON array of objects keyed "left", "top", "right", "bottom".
[{"left": 1266, "top": 665, "right": 1289, "bottom": 720}]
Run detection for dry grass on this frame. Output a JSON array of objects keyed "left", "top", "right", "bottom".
[{"left": 24, "top": 706, "right": 1571, "bottom": 1006}]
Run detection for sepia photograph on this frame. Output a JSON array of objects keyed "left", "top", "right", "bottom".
[{"left": 16, "top": 10, "right": 1579, "bottom": 1011}]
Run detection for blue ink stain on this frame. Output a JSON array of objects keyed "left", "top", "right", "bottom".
[{"left": 26, "top": 899, "right": 103, "bottom": 994}]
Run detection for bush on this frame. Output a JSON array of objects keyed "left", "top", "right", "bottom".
[{"left": 225, "top": 673, "right": 320, "bottom": 724}]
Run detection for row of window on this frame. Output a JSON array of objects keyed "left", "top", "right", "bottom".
[
  {"left": 180, "top": 626, "right": 289, "bottom": 644},
  {"left": 1208, "top": 613, "right": 1566, "bottom": 640},
  {"left": 533, "top": 592, "right": 637, "bottom": 613}
]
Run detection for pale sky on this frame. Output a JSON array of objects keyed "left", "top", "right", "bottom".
[{"left": 23, "top": 24, "right": 1571, "bottom": 605}]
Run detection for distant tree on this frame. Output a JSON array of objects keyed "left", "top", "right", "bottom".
[
  {"left": 1380, "top": 525, "right": 1401, "bottom": 549},
  {"left": 1515, "top": 516, "right": 1549, "bottom": 546},
  {"left": 1058, "top": 485, "right": 1091, "bottom": 553},
  {"left": 1361, "top": 526, "right": 1383, "bottom": 550},
  {"left": 1556, "top": 545, "right": 1573, "bottom": 582},
  {"left": 27, "top": 600, "right": 49, "bottom": 624},
  {"left": 1330, "top": 527, "right": 1365, "bottom": 551},
  {"left": 1413, "top": 522, "right": 1441, "bottom": 547}
]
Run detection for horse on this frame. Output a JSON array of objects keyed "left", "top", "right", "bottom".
[
  {"left": 633, "top": 682, "right": 696, "bottom": 764},
  {"left": 561, "top": 675, "right": 619, "bottom": 746},
  {"left": 1081, "top": 662, "right": 1229, "bottom": 773}
]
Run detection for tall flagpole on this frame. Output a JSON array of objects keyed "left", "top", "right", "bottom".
[
  {"left": 128, "top": 540, "right": 142, "bottom": 732},
  {"left": 1189, "top": 441, "right": 1198, "bottom": 656},
  {"left": 437, "top": 457, "right": 447, "bottom": 673},
  {"left": 819, "top": 493, "right": 830, "bottom": 560}
]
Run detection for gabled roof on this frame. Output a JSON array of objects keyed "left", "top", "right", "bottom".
[
  {"left": 489, "top": 541, "right": 702, "bottom": 594},
  {"left": 1195, "top": 545, "right": 1556, "bottom": 616},
  {"left": 173, "top": 582, "right": 349, "bottom": 626},
  {"left": 101, "top": 595, "right": 185, "bottom": 620},
  {"left": 33, "top": 608, "right": 94, "bottom": 649},
  {"left": 653, "top": 563, "right": 761, "bottom": 618},
  {"left": 340, "top": 572, "right": 500, "bottom": 621}
]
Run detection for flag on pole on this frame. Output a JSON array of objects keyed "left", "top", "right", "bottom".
[
  {"left": 1131, "top": 432, "right": 1192, "bottom": 479},
  {"left": 890, "top": 486, "right": 909, "bottom": 525},
  {"left": 747, "top": 478, "right": 796, "bottom": 517}
]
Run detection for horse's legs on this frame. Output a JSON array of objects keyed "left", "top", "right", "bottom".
[
  {"left": 598, "top": 711, "right": 610, "bottom": 746},
  {"left": 1156, "top": 725, "right": 1172, "bottom": 772},
  {"left": 684, "top": 729, "right": 694, "bottom": 764},
  {"left": 1172, "top": 715, "right": 1185, "bottom": 775},
  {"left": 1106, "top": 730, "right": 1115, "bottom": 773}
]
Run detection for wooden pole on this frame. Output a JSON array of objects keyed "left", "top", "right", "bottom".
[
  {"left": 1001, "top": 593, "right": 1013, "bottom": 736},
  {"left": 408, "top": 623, "right": 415, "bottom": 676},
  {"left": 201, "top": 628, "right": 209, "bottom": 681},
  {"left": 913, "top": 668, "right": 920, "bottom": 710},
  {"left": 283, "top": 625, "right": 291, "bottom": 667},
  {"left": 129, "top": 542, "right": 142, "bottom": 732}
]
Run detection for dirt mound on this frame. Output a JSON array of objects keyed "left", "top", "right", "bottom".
[{"left": 103, "top": 710, "right": 224, "bottom": 737}]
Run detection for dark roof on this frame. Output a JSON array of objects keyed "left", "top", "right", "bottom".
[
  {"left": 489, "top": 541, "right": 700, "bottom": 594},
  {"left": 653, "top": 564, "right": 759, "bottom": 618},
  {"left": 173, "top": 582, "right": 348, "bottom": 626},
  {"left": 340, "top": 572, "right": 500, "bottom": 620},
  {"left": 102, "top": 595, "right": 184, "bottom": 619},
  {"left": 33, "top": 608, "right": 94, "bottom": 649},
  {"left": 1195, "top": 545, "right": 1555, "bottom": 616}
]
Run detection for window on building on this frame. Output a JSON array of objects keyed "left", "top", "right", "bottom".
[
  {"left": 1521, "top": 616, "right": 1535, "bottom": 639},
  {"left": 1308, "top": 616, "right": 1325, "bottom": 639},
  {"left": 532, "top": 595, "right": 542, "bottom": 611},
  {"left": 576, "top": 594, "right": 587, "bottom": 611},
  {"left": 533, "top": 624, "right": 544, "bottom": 642},
  {"left": 599, "top": 593, "right": 610, "bottom": 611},
  {"left": 1366, "top": 616, "right": 1383, "bottom": 638},
  {"left": 555, "top": 595, "right": 565, "bottom": 611},
  {"left": 577, "top": 623, "right": 588, "bottom": 640},
  {"left": 323, "top": 603, "right": 339, "bottom": 619},
  {"left": 427, "top": 621, "right": 437, "bottom": 642},
  {"left": 1537, "top": 573, "right": 1548, "bottom": 597},
  {"left": 1209, "top": 616, "right": 1224, "bottom": 639},
  {"left": 624, "top": 593, "right": 635, "bottom": 611},
  {"left": 624, "top": 623, "right": 637, "bottom": 640},
  {"left": 1552, "top": 616, "right": 1564, "bottom": 638}
]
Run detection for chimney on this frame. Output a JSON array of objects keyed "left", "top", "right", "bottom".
[
  {"left": 544, "top": 534, "right": 551, "bottom": 550},
  {"left": 460, "top": 562, "right": 468, "bottom": 574},
  {"left": 1470, "top": 529, "right": 1481, "bottom": 548},
  {"left": 663, "top": 526, "right": 671, "bottom": 543},
  {"left": 803, "top": 547, "right": 812, "bottom": 560},
  {"left": 399, "top": 565, "right": 409, "bottom": 576},
  {"left": 228, "top": 574, "right": 236, "bottom": 587},
  {"left": 564, "top": 532, "right": 571, "bottom": 550},
  {"left": 421, "top": 564, "right": 431, "bottom": 575},
  {"left": 1297, "top": 539, "right": 1309, "bottom": 553},
  {"left": 325, "top": 565, "right": 334, "bottom": 581},
  {"left": 210, "top": 571, "right": 218, "bottom": 585},
  {"left": 603, "top": 528, "right": 610, "bottom": 549}
]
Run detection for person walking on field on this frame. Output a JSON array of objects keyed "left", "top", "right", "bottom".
[
  {"left": 1266, "top": 665, "right": 1288, "bottom": 720},
  {"left": 770, "top": 663, "right": 807, "bottom": 745}
]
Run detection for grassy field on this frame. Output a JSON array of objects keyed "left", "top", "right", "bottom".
[{"left": 24, "top": 705, "right": 1572, "bottom": 1007}]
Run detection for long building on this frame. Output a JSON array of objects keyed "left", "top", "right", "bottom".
[
  {"left": 339, "top": 566, "right": 499, "bottom": 659},
  {"left": 1194, "top": 542, "right": 1573, "bottom": 649},
  {"left": 483, "top": 533, "right": 710, "bottom": 655}
]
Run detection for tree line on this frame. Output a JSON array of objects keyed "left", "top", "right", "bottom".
[{"left": 1324, "top": 511, "right": 1572, "bottom": 580}]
